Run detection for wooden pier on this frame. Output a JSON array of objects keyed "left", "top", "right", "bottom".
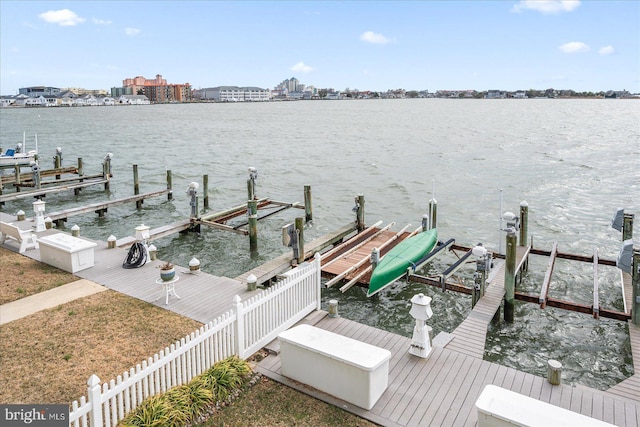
[{"left": 2, "top": 215, "right": 640, "bottom": 426}]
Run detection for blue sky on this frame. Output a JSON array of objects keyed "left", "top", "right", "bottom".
[{"left": 1, "top": 1, "right": 638, "bottom": 94}]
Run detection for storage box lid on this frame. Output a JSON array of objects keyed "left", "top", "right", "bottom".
[
  {"left": 278, "top": 324, "right": 391, "bottom": 371},
  {"left": 39, "top": 233, "right": 97, "bottom": 252}
]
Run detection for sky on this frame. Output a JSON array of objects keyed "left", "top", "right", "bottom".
[{"left": 1, "top": 1, "right": 639, "bottom": 95}]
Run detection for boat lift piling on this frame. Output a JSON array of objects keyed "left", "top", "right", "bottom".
[{"left": 355, "top": 194, "right": 365, "bottom": 231}]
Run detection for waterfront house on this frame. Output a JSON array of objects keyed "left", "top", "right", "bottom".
[{"left": 118, "top": 95, "right": 150, "bottom": 105}]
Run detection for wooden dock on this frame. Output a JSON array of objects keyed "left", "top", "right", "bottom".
[
  {"left": 445, "top": 246, "right": 528, "bottom": 358},
  {"left": 3, "top": 212, "right": 640, "bottom": 426},
  {"left": 256, "top": 311, "right": 640, "bottom": 427},
  {"left": 27, "top": 188, "right": 172, "bottom": 226}
]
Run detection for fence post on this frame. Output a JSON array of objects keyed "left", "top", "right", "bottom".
[
  {"left": 234, "top": 295, "right": 245, "bottom": 359},
  {"left": 87, "top": 374, "right": 103, "bottom": 427},
  {"left": 315, "top": 253, "right": 322, "bottom": 310}
]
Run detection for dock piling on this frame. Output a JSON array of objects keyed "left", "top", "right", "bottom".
[
  {"left": 504, "top": 230, "right": 517, "bottom": 322},
  {"left": 248, "top": 167, "right": 258, "bottom": 200},
  {"left": 295, "top": 217, "right": 305, "bottom": 263},
  {"left": 632, "top": 249, "right": 640, "bottom": 325},
  {"left": 623, "top": 213, "right": 634, "bottom": 241},
  {"left": 75, "top": 158, "right": 83, "bottom": 195},
  {"left": 133, "top": 165, "right": 142, "bottom": 208},
  {"left": 187, "top": 182, "right": 199, "bottom": 219},
  {"left": 519, "top": 201, "right": 529, "bottom": 247},
  {"left": 248, "top": 199, "right": 258, "bottom": 253},
  {"left": 166, "top": 170, "right": 173, "bottom": 200},
  {"left": 54, "top": 147, "right": 62, "bottom": 179},
  {"left": 304, "top": 185, "right": 313, "bottom": 223},
  {"left": 428, "top": 198, "right": 437, "bottom": 230},
  {"left": 203, "top": 175, "right": 209, "bottom": 209},
  {"left": 355, "top": 194, "right": 365, "bottom": 231}
]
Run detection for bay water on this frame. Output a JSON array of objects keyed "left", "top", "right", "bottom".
[{"left": 1, "top": 99, "right": 638, "bottom": 390}]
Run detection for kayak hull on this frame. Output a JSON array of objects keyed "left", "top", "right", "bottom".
[{"left": 367, "top": 229, "right": 438, "bottom": 297}]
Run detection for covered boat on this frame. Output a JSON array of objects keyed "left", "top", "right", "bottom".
[{"left": 367, "top": 228, "right": 438, "bottom": 297}]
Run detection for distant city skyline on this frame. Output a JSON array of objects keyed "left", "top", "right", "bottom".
[{"left": 1, "top": 1, "right": 639, "bottom": 95}]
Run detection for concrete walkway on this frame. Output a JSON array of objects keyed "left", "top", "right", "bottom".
[{"left": 0, "top": 279, "right": 107, "bottom": 325}]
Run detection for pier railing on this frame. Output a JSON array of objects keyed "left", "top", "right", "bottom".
[{"left": 69, "top": 253, "right": 322, "bottom": 427}]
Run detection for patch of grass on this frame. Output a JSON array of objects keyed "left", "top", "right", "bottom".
[
  {"left": 0, "top": 289, "right": 202, "bottom": 404},
  {"left": 0, "top": 247, "right": 78, "bottom": 304},
  {"left": 197, "top": 376, "right": 379, "bottom": 427}
]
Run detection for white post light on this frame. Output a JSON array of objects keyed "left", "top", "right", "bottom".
[
  {"left": 189, "top": 257, "right": 201, "bottom": 274},
  {"left": 247, "top": 273, "right": 257, "bottom": 291},
  {"left": 33, "top": 200, "right": 46, "bottom": 232},
  {"left": 409, "top": 293, "right": 434, "bottom": 358},
  {"left": 134, "top": 224, "right": 150, "bottom": 242}
]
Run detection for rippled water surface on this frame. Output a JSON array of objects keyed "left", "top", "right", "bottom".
[{"left": 1, "top": 99, "right": 639, "bottom": 389}]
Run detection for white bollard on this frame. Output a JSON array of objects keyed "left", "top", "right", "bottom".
[
  {"left": 328, "top": 299, "right": 339, "bottom": 318},
  {"left": 71, "top": 224, "right": 80, "bottom": 237},
  {"left": 147, "top": 244, "right": 157, "bottom": 260},
  {"left": 107, "top": 235, "right": 117, "bottom": 249},
  {"left": 547, "top": 359, "right": 562, "bottom": 385}
]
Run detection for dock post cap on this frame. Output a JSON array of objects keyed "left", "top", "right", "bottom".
[{"left": 520, "top": 200, "right": 529, "bottom": 207}]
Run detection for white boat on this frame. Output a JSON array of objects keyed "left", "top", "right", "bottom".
[{"left": 0, "top": 132, "right": 38, "bottom": 167}]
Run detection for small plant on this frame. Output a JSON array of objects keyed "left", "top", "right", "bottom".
[
  {"left": 68, "top": 310, "right": 76, "bottom": 316},
  {"left": 63, "top": 354, "right": 72, "bottom": 361},
  {"left": 16, "top": 287, "right": 25, "bottom": 294},
  {"left": 158, "top": 261, "right": 174, "bottom": 270}
]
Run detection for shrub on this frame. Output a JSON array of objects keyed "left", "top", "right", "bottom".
[{"left": 118, "top": 357, "right": 251, "bottom": 427}]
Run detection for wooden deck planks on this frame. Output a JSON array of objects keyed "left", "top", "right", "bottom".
[
  {"left": 4, "top": 215, "right": 640, "bottom": 426},
  {"left": 256, "top": 313, "right": 640, "bottom": 426}
]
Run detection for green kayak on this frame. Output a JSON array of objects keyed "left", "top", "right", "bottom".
[{"left": 367, "top": 228, "right": 438, "bottom": 297}]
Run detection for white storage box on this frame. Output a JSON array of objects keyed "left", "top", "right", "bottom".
[
  {"left": 476, "top": 385, "right": 614, "bottom": 427},
  {"left": 38, "top": 234, "right": 97, "bottom": 273},
  {"left": 278, "top": 324, "right": 391, "bottom": 410}
]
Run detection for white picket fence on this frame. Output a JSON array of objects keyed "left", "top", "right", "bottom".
[{"left": 69, "top": 253, "right": 322, "bottom": 427}]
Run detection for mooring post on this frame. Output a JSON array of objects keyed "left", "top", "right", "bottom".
[
  {"left": 519, "top": 200, "right": 528, "bottom": 247},
  {"left": 166, "top": 170, "right": 173, "bottom": 200},
  {"left": 54, "top": 147, "right": 62, "bottom": 179},
  {"left": 75, "top": 157, "right": 83, "bottom": 195},
  {"left": 187, "top": 182, "right": 199, "bottom": 219},
  {"left": 505, "top": 230, "right": 517, "bottom": 322},
  {"left": 102, "top": 153, "right": 112, "bottom": 191},
  {"left": 355, "top": 194, "right": 365, "bottom": 231},
  {"left": 295, "top": 217, "right": 305, "bottom": 263},
  {"left": 14, "top": 165, "right": 21, "bottom": 193},
  {"left": 623, "top": 213, "right": 634, "bottom": 241},
  {"left": 248, "top": 167, "right": 258, "bottom": 200},
  {"left": 133, "top": 164, "right": 141, "bottom": 208},
  {"left": 428, "top": 197, "right": 438, "bottom": 230},
  {"left": 203, "top": 174, "right": 209, "bottom": 209},
  {"left": 247, "top": 179, "right": 254, "bottom": 201},
  {"left": 632, "top": 249, "right": 640, "bottom": 326},
  {"left": 31, "top": 162, "right": 41, "bottom": 189},
  {"left": 248, "top": 199, "right": 258, "bottom": 253},
  {"left": 304, "top": 185, "right": 313, "bottom": 223}
]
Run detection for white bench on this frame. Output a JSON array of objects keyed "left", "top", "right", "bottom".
[
  {"left": 0, "top": 221, "right": 38, "bottom": 253},
  {"left": 476, "top": 384, "right": 614, "bottom": 426},
  {"left": 278, "top": 324, "right": 391, "bottom": 410}
]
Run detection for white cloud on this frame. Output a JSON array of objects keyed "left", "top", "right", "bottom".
[
  {"left": 558, "top": 41, "right": 590, "bottom": 53},
  {"left": 598, "top": 45, "right": 615, "bottom": 55},
  {"left": 124, "top": 27, "right": 141, "bottom": 36},
  {"left": 38, "top": 9, "right": 85, "bottom": 26},
  {"left": 511, "top": 0, "right": 580, "bottom": 14},
  {"left": 360, "top": 31, "right": 390, "bottom": 45},
  {"left": 290, "top": 62, "right": 314, "bottom": 73},
  {"left": 92, "top": 18, "right": 112, "bottom": 25}
]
